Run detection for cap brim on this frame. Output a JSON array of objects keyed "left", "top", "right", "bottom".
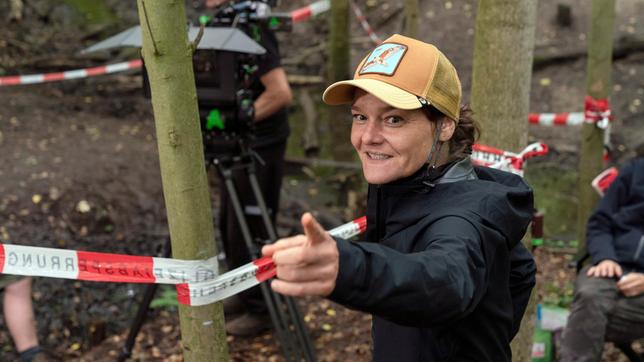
[{"left": 323, "top": 78, "right": 422, "bottom": 110}]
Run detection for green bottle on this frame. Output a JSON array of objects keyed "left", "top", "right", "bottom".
[{"left": 531, "top": 304, "right": 553, "bottom": 362}]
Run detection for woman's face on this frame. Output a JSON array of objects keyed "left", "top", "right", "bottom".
[{"left": 351, "top": 90, "right": 436, "bottom": 184}]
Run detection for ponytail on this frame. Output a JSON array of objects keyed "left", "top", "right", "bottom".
[{"left": 448, "top": 104, "right": 480, "bottom": 161}]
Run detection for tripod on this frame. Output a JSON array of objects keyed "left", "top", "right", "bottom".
[{"left": 118, "top": 139, "right": 316, "bottom": 362}]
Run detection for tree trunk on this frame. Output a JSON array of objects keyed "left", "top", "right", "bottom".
[
  {"left": 471, "top": 1, "right": 537, "bottom": 151},
  {"left": 327, "top": 0, "right": 354, "bottom": 161},
  {"left": 470, "top": 1, "right": 538, "bottom": 361},
  {"left": 403, "top": 0, "right": 419, "bottom": 38},
  {"left": 136, "top": 1, "right": 228, "bottom": 361},
  {"left": 576, "top": 0, "right": 615, "bottom": 255}
]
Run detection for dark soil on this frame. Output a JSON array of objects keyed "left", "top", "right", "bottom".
[{"left": 1, "top": 0, "right": 643, "bottom": 361}]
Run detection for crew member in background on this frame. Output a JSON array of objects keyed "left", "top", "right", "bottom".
[
  {"left": 204, "top": 0, "right": 293, "bottom": 337},
  {"left": 1, "top": 276, "right": 50, "bottom": 361},
  {"left": 561, "top": 148, "right": 644, "bottom": 361}
]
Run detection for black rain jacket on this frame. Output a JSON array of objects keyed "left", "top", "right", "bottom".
[
  {"left": 587, "top": 158, "right": 644, "bottom": 271},
  {"left": 329, "top": 158, "right": 536, "bottom": 361}
]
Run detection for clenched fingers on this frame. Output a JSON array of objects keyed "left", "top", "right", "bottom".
[
  {"left": 270, "top": 279, "right": 336, "bottom": 297},
  {"left": 275, "top": 263, "right": 338, "bottom": 283}
]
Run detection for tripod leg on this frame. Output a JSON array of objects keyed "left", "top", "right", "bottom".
[
  {"left": 284, "top": 296, "right": 317, "bottom": 362},
  {"left": 219, "top": 167, "right": 300, "bottom": 362},
  {"left": 247, "top": 166, "right": 317, "bottom": 362},
  {"left": 117, "top": 283, "right": 159, "bottom": 362},
  {"left": 118, "top": 239, "right": 172, "bottom": 362}
]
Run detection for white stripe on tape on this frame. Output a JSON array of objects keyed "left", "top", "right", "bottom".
[
  {"left": 19, "top": 75, "right": 45, "bottom": 84},
  {"left": 2, "top": 244, "right": 78, "bottom": 280},
  {"left": 310, "top": 0, "right": 330, "bottom": 15},
  {"left": 63, "top": 69, "right": 89, "bottom": 80}
]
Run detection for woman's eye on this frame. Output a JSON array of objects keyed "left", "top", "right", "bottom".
[
  {"left": 385, "top": 116, "right": 404, "bottom": 125},
  {"left": 352, "top": 114, "right": 367, "bottom": 122}
]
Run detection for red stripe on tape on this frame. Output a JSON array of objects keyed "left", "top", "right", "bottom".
[
  {"left": 176, "top": 283, "right": 191, "bottom": 305},
  {"left": 356, "top": 216, "right": 367, "bottom": 233},
  {"left": 43, "top": 73, "right": 65, "bottom": 82},
  {"left": 86, "top": 65, "right": 107, "bottom": 76},
  {"left": 253, "top": 256, "right": 276, "bottom": 282},
  {"left": 0, "top": 244, "right": 5, "bottom": 273},
  {"left": 1, "top": 76, "right": 21, "bottom": 85},
  {"left": 472, "top": 143, "right": 504, "bottom": 155},
  {"left": 528, "top": 114, "right": 539, "bottom": 124},
  {"left": 291, "top": 8, "right": 312, "bottom": 22},
  {"left": 77, "top": 251, "right": 155, "bottom": 283},
  {"left": 128, "top": 59, "right": 143, "bottom": 68},
  {"left": 554, "top": 113, "right": 569, "bottom": 125}
]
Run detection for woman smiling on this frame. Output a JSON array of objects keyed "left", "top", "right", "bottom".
[{"left": 263, "top": 34, "right": 536, "bottom": 361}]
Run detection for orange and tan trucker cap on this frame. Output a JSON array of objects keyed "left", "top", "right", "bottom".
[{"left": 323, "top": 34, "right": 462, "bottom": 121}]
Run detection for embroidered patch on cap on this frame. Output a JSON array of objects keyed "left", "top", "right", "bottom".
[{"left": 359, "top": 43, "right": 407, "bottom": 76}]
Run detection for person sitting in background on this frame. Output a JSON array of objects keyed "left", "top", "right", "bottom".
[
  {"left": 262, "top": 34, "right": 537, "bottom": 361},
  {"left": 560, "top": 150, "right": 644, "bottom": 361},
  {"left": 2, "top": 276, "right": 49, "bottom": 361}
]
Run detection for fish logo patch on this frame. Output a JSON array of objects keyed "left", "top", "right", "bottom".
[{"left": 359, "top": 43, "right": 407, "bottom": 76}]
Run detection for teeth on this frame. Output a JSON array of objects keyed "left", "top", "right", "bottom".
[{"left": 367, "top": 152, "right": 390, "bottom": 160}]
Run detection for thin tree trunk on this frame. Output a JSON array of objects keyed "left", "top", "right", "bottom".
[
  {"left": 576, "top": 0, "right": 615, "bottom": 255},
  {"left": 403, "top": 0, "right": 419, "bottom": 38},
  {"left": 327, "top": 0, "right": 354, "bottom": 161},
  {"left": 470, "top": 1, "right": 538, "bottom": 361},
  {"left": 136, "top": 1, "right": 228, "bottom": 360},
  {"left": 471, "top": 1, "right": 537, "bottom": 150}
]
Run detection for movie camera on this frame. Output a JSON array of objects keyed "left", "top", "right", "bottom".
[{"left": 192, "top": 0, "right": 292, "bottom": 153}]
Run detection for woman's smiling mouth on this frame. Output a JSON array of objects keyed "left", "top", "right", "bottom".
[{"left": 366, "top": 152, "right": 392, "bottom": 160}]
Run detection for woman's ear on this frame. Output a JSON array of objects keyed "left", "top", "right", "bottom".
[{"left": 439, "top": 118, "right": 456, "bottom": 142}]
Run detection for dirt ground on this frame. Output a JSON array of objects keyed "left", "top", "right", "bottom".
[{"left": 1, "top": 0, "right": 643, "bottom": 361}]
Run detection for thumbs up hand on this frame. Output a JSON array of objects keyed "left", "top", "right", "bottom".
[{"left": 262, "top": 212, "right": 339, "bottom": 297}]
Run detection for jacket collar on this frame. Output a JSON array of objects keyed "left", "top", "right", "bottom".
[{"left": 371, "top": 157, "right": 477, "bottom": 190}]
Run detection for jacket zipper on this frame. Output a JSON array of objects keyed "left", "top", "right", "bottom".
[{"left": 633, "top": 235, "right": 644, "bottom": 262}]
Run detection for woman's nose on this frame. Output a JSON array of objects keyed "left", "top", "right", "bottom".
[{"left": 361, "top": 120, "right": 383, "bottom": 144}]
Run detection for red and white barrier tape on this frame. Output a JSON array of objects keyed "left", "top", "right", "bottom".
[
  {"left": 351, "top": 1, "right": 382, "bottom": 45},
  {"left": 0, "top": 60, "right": 142, "bottom": 87},
  {"left": 177, "top": 216, "right": 367, "bottom": 306},
  {"left": 528, "top": 112, "right": 584, "bottom": 126},
  {"left": 0, "top": 216, "right": 366, "bottom": 306},
  {"left": 584, "top": 95, "right": 613, "bottom": 161},
  {"left": 291, "top": 0, "right": 330, "bottom": 23},
  {"left": 592, "top": 167, "right": 618, "bottom": 197},
  {"left": 584, "top": 96, "right": 612, "bottom": 129},
  {"left": 471, "top": 142, "right": 549, "bottom": 176}
]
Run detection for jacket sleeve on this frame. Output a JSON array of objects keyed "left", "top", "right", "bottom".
[
  {"left": 587, "top": 162, "right": 634, "bottom": 264},
  {"left": 328, "top": 215, "right": 500, "bottom": 327},
  {"left": 508, "top": 243, "right": 536, "bottom": 339}
]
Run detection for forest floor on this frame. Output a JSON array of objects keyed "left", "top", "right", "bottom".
[{"left": 1, "top": 0, "right": 644, "bottom": 361}]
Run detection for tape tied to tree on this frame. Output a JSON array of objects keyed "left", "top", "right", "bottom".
[{"left": 584, "top": 95, "right": 613, "bottom": 161}]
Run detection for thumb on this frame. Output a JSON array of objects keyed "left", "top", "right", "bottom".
[{"left": 301, "top": 212, "right": 328, "bottom": 246}]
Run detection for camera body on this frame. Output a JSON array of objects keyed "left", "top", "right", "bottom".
[
  {"left": 202, "top": 0, "right": 291, "bottom": 32},
  {"left": 193, "top": 48, "right": 259, "bottom": 149},
  {"left": 143, "top": 1, "right": 289, "bottom": 154}
]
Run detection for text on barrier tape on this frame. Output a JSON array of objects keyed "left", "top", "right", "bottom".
[{"left": 0, "top": 216, "right": 367, "bottom": 306}]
